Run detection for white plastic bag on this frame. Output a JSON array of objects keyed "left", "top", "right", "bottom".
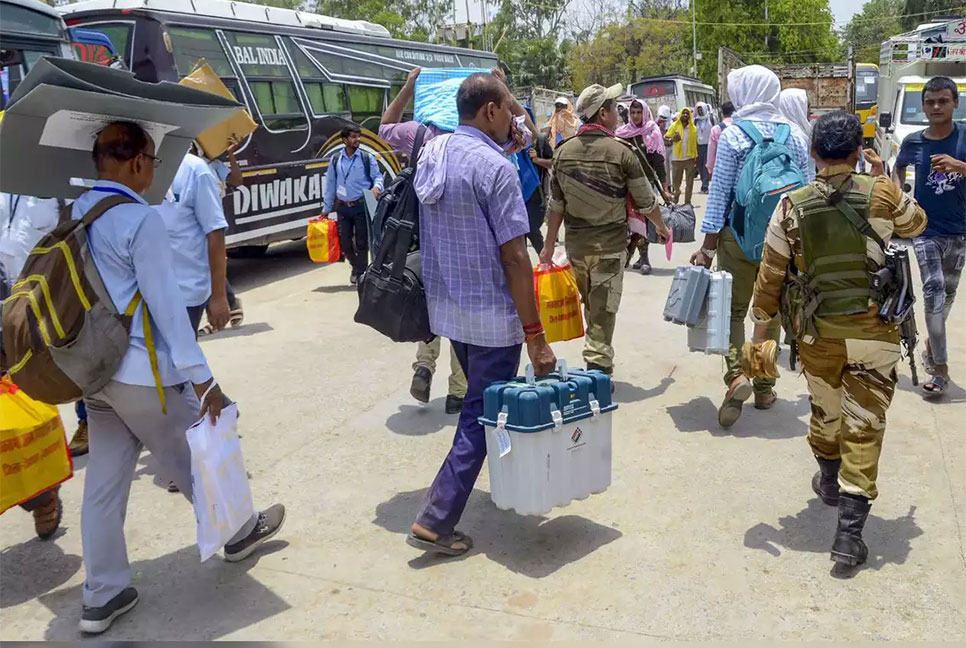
[{"left": 186, "top": 404, "right": 254, "bottom": 561}]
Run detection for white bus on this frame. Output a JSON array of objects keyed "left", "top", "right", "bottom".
[{"left": 628, "top": 74, "right": 717, "bottom": 116}]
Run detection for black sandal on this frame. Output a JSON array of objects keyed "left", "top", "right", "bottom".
[
  {"left": 406, "top": 530, "right": 473, "bottom": 556},
  {"left": 923, "top": 375, "right": 947, "bottom": 396}
]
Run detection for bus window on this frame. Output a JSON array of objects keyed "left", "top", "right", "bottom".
[
  {"left": 347, "top": 85, "right": 385, "bottom": 125},
  {"left": 2, "top": 3, "right": 66, "bottom": 40},
  {"left": 84, "top": 23, "right": 132, "bottom": 67},
  {"left": 226, "top": 31, "right": 306, "bottom": 130},
  {"left": 286, "top": 40, "right": 349, "bottom": 116},
  {"left": 323, "top": 83, "right": 348, "bottom": 113},
  {"left": 168, "top": 26, "right": 234, "bottom": 77}
]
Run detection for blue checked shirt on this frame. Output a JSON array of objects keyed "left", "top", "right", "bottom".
[
  {"left": 702, "top": 120, "right": 813, "bottom": 234},
  {"left": 418, "top": 126, "right": 530, "bottom": 348}
]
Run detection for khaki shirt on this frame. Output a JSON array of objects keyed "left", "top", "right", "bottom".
[
  {"left": 752, "top": 165, "right": 927, "bottom": 341},
  {"left": 549, "top": 130, "right": 657, "bottom": 256}
]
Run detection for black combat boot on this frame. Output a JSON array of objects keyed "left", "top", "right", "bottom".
[
  {"left": 830, "top": 493, "right": 871, "bottom": 569},
  {"left": 638, "top": 246, "right": 652, "bottom": 275},
  {"left": 811, "top": 457, "right": 841, "bottom": 506}
]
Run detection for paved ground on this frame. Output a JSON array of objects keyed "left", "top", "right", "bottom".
[{"left": 2, "top": 195, "right": 965, "bottom": 641}]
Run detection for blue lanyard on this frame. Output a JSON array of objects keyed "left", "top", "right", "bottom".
[
  {"left": 92, "top": 185, "right": 140, "bottom": 202},
  {"left": 339, "top": 152, "right": 359, "bottom": 185}
]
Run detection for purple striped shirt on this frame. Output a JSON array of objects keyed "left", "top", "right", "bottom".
[{"left": 417, "top": 125, "right": 530, "bottom": 347}]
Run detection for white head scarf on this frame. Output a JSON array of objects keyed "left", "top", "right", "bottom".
[
  {"left": 779, "top": 88, "right": 811, "bottom": 137},
  {"left": 728, "top": 65, "right": 788, "bottom": 123}
]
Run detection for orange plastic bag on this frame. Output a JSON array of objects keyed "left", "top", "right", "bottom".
[
  {"left": 307, "top": 217, "right": 341, "bottom": 263},
  {"left": 0, "top": 377, "right": 72, "bottom": 514},
  {"left": 534, "top": 262, "right": 585, "bottom": 343}
]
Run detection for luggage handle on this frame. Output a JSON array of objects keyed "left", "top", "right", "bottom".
[
  {"left": 525, "top": 364, "right": 535, "bottom": 386},
  {"left": 549, "top": 404, "right": 563, "bottom": 430},
  {"left": 556, "top": 358, "right": 569, "bottom": 380}
]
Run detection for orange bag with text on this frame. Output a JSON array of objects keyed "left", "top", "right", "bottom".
[
  {"left": 534, "top": 262, "right": 585, "bottom": 343},
  {"left": 0, "top": 377, "right": 72, "bottom": 514},
  {"left": 306, "top": 217, "right": 341, "bottom": 264}
]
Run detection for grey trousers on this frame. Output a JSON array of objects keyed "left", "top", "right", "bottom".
[{"left": 81, "top": 380, "right": 256, "bottom": 607}]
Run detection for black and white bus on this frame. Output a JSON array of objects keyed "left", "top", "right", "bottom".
[{"left": 60, "top": 0, "right": 498, "bottom": 252}]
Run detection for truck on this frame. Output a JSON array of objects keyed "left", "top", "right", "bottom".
[
  {"left": 875, "top": 18, "right": 966, "bottom": 178},
  {"left": 717, "top": 46, "right": 855, "bottom": 119}
]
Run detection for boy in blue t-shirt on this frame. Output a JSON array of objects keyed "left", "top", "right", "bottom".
[{"left": 894, "top": 76, "right": 966, "bottom": 396}]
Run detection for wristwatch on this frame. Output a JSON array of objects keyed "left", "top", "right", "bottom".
[{"left": 701, "top": 247, "right": 717, "bottom": 260}]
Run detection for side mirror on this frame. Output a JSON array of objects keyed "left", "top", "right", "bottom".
[{"left": 879, "top": 112, "right": 893, "bottom": 130}]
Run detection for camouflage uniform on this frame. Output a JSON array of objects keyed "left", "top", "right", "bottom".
[
  {"left": 752, "top": 165, "right": 927, "bottom": 498},
  {"left": 549, "top": 129, "right": 657, "bottom": 371}
]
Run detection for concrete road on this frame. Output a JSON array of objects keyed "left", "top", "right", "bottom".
[{"left": 2, "top": 195, "right": 965, "bottom": 641}]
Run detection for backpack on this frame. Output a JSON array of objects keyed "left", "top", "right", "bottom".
[
  {"left": 370, "top": 124, "right": 427, "bottom": 258},
  {"left": 728, "top": 121, "right": 806, "bottom": 262},
  {"left": 0, "top": 196, "right": 163, "bottom": 407},
  {"left": 353, "top": 124, "right": 432, "bottom": 343}
]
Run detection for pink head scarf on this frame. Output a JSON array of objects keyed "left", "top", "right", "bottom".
[{"left": 616, "top": 100, "right": 665, "bottom": 154}]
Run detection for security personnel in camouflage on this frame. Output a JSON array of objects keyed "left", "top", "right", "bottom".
[
  {"left": 749, "top": 112, "right": 926, "bottom": 575},
  {"left": 541, "top": 83, "right": 669, "bottom": 375}
]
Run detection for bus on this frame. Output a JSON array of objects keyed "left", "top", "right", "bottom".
[
  {"left": 60, "top": 0, "right": 498, "bottom": 252},
  {"left": 1, "top": 0, "right": 74, "bottom": 108},
  {"left": 855, "top": 63, "right": 879, "bottom": 145},
  {"left": 627, "top": 74, "right": 717, "bottom": 117}
]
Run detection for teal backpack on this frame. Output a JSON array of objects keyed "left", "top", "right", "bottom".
[{"left": 728, "top": 121, "right": 806, "bottom": 262}]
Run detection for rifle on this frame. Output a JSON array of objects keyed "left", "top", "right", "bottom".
[{"left": 871, "top": 246, "right": 919, "bottom": 386}]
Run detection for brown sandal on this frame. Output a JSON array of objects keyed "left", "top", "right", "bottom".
[{"left": 33, "top": 490, "right": 63, "bottom": 540}]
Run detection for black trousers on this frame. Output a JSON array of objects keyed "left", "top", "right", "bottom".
[
  {"left": 524, "top": 191, "right": 545, "bottom": 254},
  {"left": 337, "top": 203, "right": 369, "bottom": 275}
]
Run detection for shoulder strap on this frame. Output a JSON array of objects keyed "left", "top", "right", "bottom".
[
  {"left": 735, "top": 120, "right": 764, "bottom": 146},
  {"left": 58, "top": 199, "right": 74, "bottom": 225},
  {"left": 410, "top": 124, "right": 428, "bottom": 168},
  {"left": 828, "top": 188, "right": 886, "bottom": 252},
  {"left": 82, "top": 195, "right": 135, "bottom": 227},
  {"left": 773, "top": 123, "right": 790, "bottom": 145}
]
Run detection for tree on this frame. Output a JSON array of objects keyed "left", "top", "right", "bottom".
[
  {"left": 692, "top": 0, "right": 842, "bottom": 84},
  {"left": 900, "top": 0, "right": 966, "bottom": 31},
  {"left": 844, "top": 0, "right": 903, "bottom": 64},
  {"left": 569, "top": 14, "right": 691, "bottom": 90},
  {"left": 314, "top": 0, "right": 454, "bottom": 41},
  {"left": 489, "top": 0, "right": 573, "bottom": 88}
]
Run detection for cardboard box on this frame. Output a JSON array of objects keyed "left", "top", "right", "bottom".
[{"left": 178, "top": 61, "right": 257, "bottom": 159}]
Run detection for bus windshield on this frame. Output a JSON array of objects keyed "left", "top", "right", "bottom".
[
  {"left": 901, "top": 86, "right": 966, "bottom": 125},
  {"left": 855, "top": 68, "right": 878, "bottom": 109}
]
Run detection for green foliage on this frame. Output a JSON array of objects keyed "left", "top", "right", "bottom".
[
  {"left": 900, "top": 0, "right": 966, "bottom": 31},
  {"left": 489, "top": 0, "right": 573, "bottom": 89},
  {"left": 569, "top": 15, "right": 691, "bottom": 90},
  {"left": 692, "top": 0, "right": 842, "bottom": 84},
  {"left": 249, "top": 0, "right": 307, "bottom": 9},
  {"left": 844, "top": 0, "right": 903, "bottom": 64}
]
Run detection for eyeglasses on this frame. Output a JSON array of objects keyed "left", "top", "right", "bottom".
[{"left": 141, "top": 152, "right": 163, "bottom": 168}]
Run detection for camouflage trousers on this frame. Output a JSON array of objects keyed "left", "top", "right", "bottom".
[
  {"left": 717, "top": 228, "right": 781, "bottom": 395},
  {"left": 799, "top": 337, "right": 900, "bottom": 500},
  {"left": 570, "top": 250, "right": 628, "bottom": 371}
]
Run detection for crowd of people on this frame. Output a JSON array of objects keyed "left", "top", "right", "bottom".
[{"left": 0, "top": 58, "right": 963, "bottom": 633}]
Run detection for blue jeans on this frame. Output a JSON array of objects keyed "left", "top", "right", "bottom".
[
  {"left": 914, "top": 235, "right": 966, "bottom": 366},
  {"left": 415, "top": 341, "right": 521, "bottom": 536},
  {"left": 76, "top": 400, "right": 87, "bottom": 424}
]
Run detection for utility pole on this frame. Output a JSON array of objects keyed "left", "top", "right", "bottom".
[
  {"left": 764, "top": 0, "right": 769, "bottom": 52},
  {"left": 691, "top": 0, "right": 698, "bottom": 77}
]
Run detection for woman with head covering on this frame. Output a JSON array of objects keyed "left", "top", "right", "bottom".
[
  {"left": 665, "top": 106, "right": 699, "bottom": 205},
  {"left": 547, "top": 97, "right": 580, "bottom": 148},
  {"left": 694, "top": 102, "right": 715, "bottom": 193},
  {"left": 778, "top": 88, "right": 812, "bottom": 139},
  {"left": 689, "top": 64, "right": 813, "bottom": 429},
  {"left": 616, "top": 99, "right": 673, "bottom": 273}
]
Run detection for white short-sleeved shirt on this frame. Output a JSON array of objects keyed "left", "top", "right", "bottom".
[{"left": 154, "top": 154, "right": 228, "bottom": 306}]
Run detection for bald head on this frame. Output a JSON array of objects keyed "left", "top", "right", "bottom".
[
  {"left": 93, "top": 122, "right": 153, "bottom": 172},
  {"left": 456, "top": 72, "right": 513, "bottom": 144},
  {"left": 92, "top": 121, "right": 157, "bottom": 194}
]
